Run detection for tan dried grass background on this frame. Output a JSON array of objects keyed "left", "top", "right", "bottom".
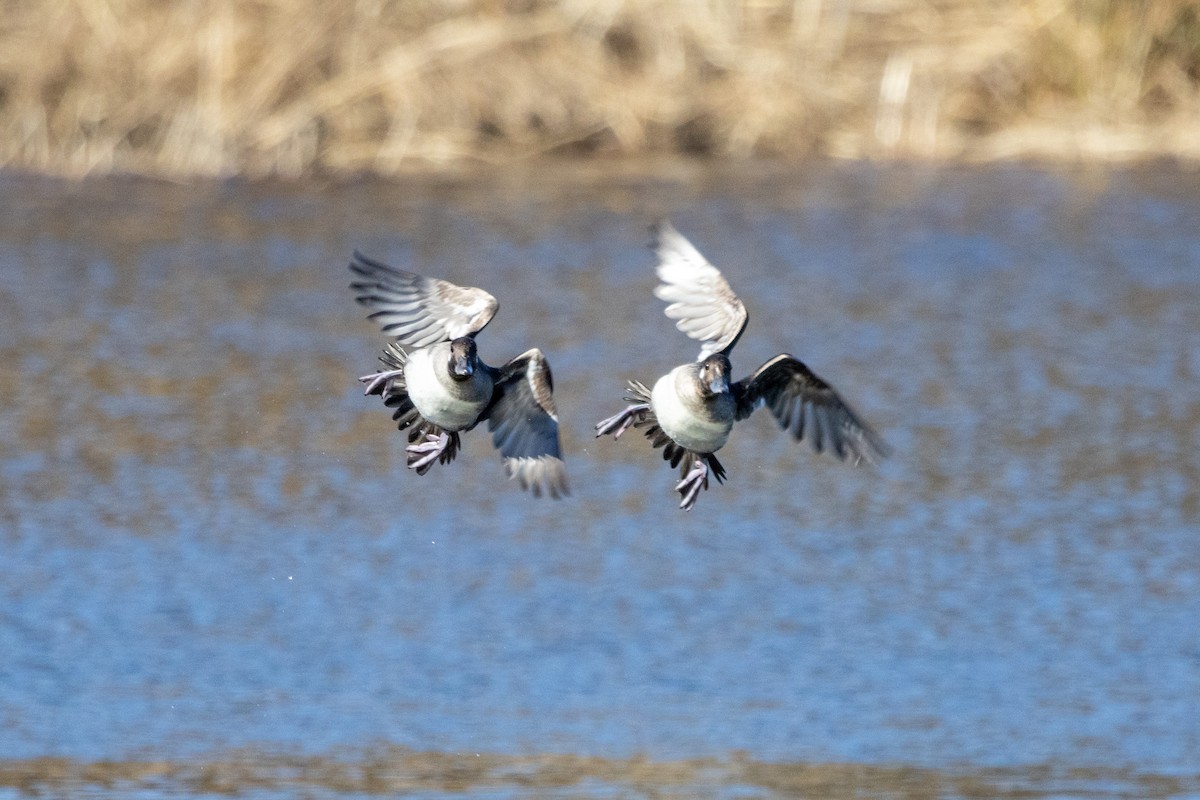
[{"left": 1, "top": 0, "right": 1198, "bottom": 176}]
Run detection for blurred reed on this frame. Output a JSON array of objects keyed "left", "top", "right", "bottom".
[{"left": 1, "top": 0, "right": 1197, "bottom": 176}]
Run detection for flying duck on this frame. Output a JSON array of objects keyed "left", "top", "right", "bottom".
[
  {"left": 351, "top": 251, "right": 568, "bottom": 498},
  {"left": 595, "top": 222, "right": 888, "bottom": 510}
]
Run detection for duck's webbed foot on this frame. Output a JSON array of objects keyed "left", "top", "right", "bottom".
[
  {"left": 675, "top": 457, "right": 710, "bottom": 512},
  {"left": 406, "top": 431, "right": 450, "bottom": 474},
  {"left": 360, "top": 368, "right": 404, "bottom": 397},
  {"left": 595, "top": 403, "right": 650, "bottom": 440}
]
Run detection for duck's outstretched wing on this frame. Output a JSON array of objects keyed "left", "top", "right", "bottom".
[
  {"left": 651, "top": 221, "right": 748, "bottom": 360},
  {"left": 350, "top": 250, "right": 498, "bottom": 348},
  {"left": 733, "top": 354, "right": 890, "bottom": 465},
  {"left": 483, "top": 349, "right": 569, "bottom": 499}
]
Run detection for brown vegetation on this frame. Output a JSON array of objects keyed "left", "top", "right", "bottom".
[
  {"left": 1, "top": 0, "right": 1198, "bottom": 176},
  {"left": 2, "top": 750, "right": 1198, "bottom": 798}
]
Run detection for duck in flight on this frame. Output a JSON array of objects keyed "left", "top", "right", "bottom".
[
  {"left": 595, "top": 222, "right": 888, "bottom": 511},
  {"left": 351, "top": 251, "right": 568, "bottom": 498}
]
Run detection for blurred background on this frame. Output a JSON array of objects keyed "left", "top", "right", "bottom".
[
  {"left": 3, "top": 0, "right": 1200, "bottom": 174},
  {"left": 2, "top": 2, "right": 1199, "bottom": 799}
]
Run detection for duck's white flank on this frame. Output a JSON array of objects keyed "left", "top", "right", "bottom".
[
  {"left": 404, "top": 345, "right": 493, "bottom": 431},
  {"left": 650, "top": 366, "right": 734, "bottom": 454}
]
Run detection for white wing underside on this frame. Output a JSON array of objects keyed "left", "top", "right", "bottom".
[{"left": 651, "top": 221, "right": 748, "bottom": 360}]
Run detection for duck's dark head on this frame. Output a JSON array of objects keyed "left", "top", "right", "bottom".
[
  {"left": 697, "top": 353, "right": 731, "bottom": 397},
  {"left": 448, "top": 336, "right": 478, "bottom": 381}
]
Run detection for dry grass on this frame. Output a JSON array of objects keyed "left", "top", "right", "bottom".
[
  {"left": 3, "top": 751, "right": 1198, "bottom": 798},
  {"left": 1, "top": 0, "right": 1198, "bottom": 176}
]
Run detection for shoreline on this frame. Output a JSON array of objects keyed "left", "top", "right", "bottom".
[{"left": 3, "top": 750, "right": 1198, "bottom": 798}]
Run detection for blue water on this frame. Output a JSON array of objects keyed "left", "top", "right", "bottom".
[{"left": 0, "top": 165, "right": 1198, "bottom": 778}]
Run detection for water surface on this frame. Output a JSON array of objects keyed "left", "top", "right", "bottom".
[{"left": 1, "top": 163, "right": 1198, "bottom": 797}]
